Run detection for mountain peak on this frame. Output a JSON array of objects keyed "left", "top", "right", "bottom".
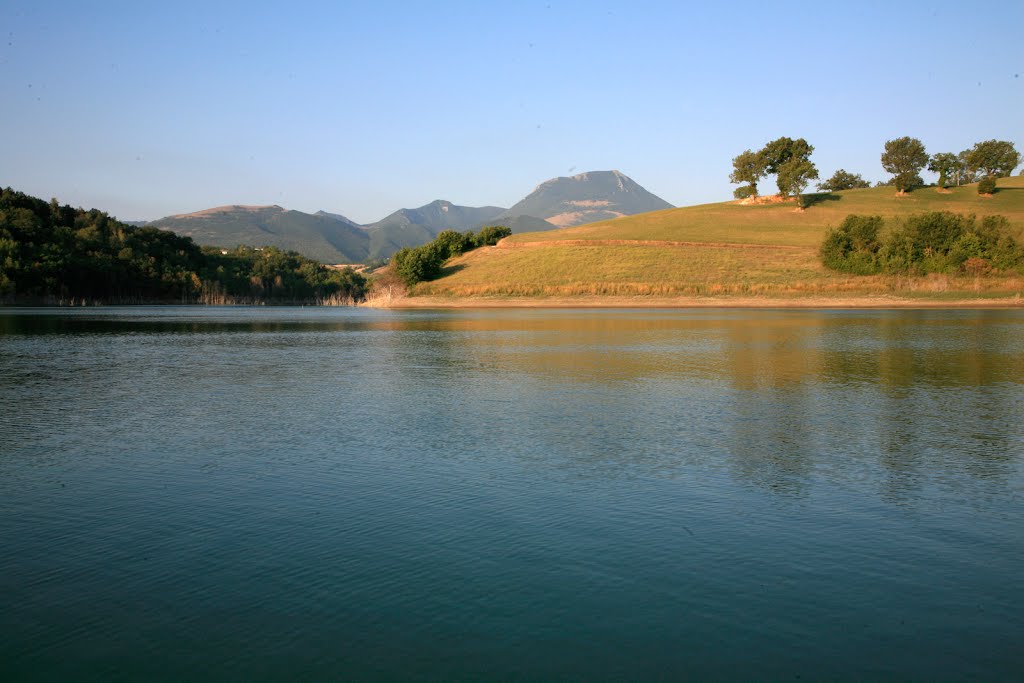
[
  {"left": 504, "top": 170, "right": 672, "bottom": 228},
  {"left": 165, "top": 204, "right": 283, "bottom": 220}
]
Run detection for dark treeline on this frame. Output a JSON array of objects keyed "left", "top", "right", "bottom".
[{"left": 0, "top": 188, "right": 366, "bottom": 304}]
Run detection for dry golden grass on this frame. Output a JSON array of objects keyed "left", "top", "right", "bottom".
[
  {"left": 407, "top": 177, "right": 1024, "bottom": 304},
  {"left": 506, "top": 176, "right": 1024, "bottom": 248},
  {"left": 414, "top": 243, "right": 1024, "bottom": 299}
]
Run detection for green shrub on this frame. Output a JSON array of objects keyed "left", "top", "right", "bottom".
[
  {"left": 433, "top": 230, "right": 472, "bottom": 259},
  {"left": 978, "top": 176, "right": 996, "bottom": 194},
  {"left": 391, "top": 225, "right": 516, "bottom": 286},
  {"left": 822, "top": 211, "right": 1024, "bottom": 276},
  {"left": 733, "top": 185, "right": 757, "bottom": 200},
  {"left": 819, "top": 214, "right": 883, "bottom": 274},
  {"left": 474, "top": 225, "right": 512, "bottom": 247},
  {"left": 392, "top": 245, "right": 444, "bottom": 286}
]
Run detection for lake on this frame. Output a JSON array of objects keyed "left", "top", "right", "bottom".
[{"left": 1, "top": 307, "right": 1022, "bottom": 680}]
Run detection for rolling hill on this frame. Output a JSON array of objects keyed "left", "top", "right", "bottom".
[
  {"left": 411, "top": 177, "right": 1024, "bottom": 300},
  {"left": 148, "top": 205, "right": 370, "bottom": 264}
]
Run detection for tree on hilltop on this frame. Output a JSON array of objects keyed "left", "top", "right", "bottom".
[
  {"left": 777, "top": 157, "right": 819, "bottom": 208},
  {"left": 928, "top": 152, "right": 962, "bottom": 188},
  {"left": 759, "top": 137, "right": 816, "bottom": 197},
  {"left": 881, "top": 137, "right": 929, "bottom": 194},
  {"left": 729, "top": 149, "right": 767, "bottom": 198},
  {"left": 965, "top": 140, "right": 1020, "bottom": 179},
  {"left": 818, "top": 169, "right": 870, "bottom": 192}
]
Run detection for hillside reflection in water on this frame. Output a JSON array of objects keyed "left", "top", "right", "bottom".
[{"left": 1, "top": 307, "right": 1021, "bottom": 680}]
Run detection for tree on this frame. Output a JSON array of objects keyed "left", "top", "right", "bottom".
[
  {"left": 759, "top": 137, "right": 815, "bottom": 195},
  {"left": 978, "top": 177, "right": 996, "bottom": 195},
  {"left": 818, "top": 169, "right": 870, "bottom": 192},
  {"left": 820, "top": 214, "right": 884, "bottom": 274},
  {"left": 928, "top": 152, "right": 961, "bottom": 187},
  {"left": 729, "top": 149, "right": 767, "bottom": 197},
  {"left": 733, "top": 185, "right": 757, "bottom": 200},
  {"left": 433, "top": 230, "right": 472, "bottom": 259},
  {"left": 957, "top": 150, "right": 980, "bottom": 185},
  {"left": 474, "top": 225, "right": 512, "bottom": 246},
  {"left": 392, "top": 245, "right": 444, "bottom": 286},
  {"left": 777, "top": 157, "right": 819, "bottom": 208},
  {"left": 881, "top": 137, "right": 929, "bottom": 194},
  {"left": 965, "top": 140, "right": 1020, "bottom": 179}
]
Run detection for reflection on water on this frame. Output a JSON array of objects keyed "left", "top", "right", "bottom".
[{"left": 1, "top": 307, "right": 1022, "bottom": 680}]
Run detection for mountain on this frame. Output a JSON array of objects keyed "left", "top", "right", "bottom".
[
  {"left": 364, "top": 200, "right": 506, "bottom": 259},
  {"left": 482, "top": 214, "right": 558, "bottom": 233},
  {"left": 148, "top": 205, "right": 369, "bottom": 264},
  {"left": 314, "top": 210, "right": 362, "bottom": 229},
  {"left": 144, "top": 170, "right": 671, "bottom": 263},
  {"left": 496, "top": 170, "right": 673, "bottom": 227}
]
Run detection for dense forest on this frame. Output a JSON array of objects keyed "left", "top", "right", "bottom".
[{"left": 0, "top": 188, "right": 366, "bottom": 304}]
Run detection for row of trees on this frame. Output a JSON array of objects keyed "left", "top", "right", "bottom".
[
  {"left": 820, "top": 211, "right": 1023, "bottom": 276},
  {"left": 732, "top": 138, "right": 1020, "bottom": 200},
  {"left": 0, "top": 187, "right": 366, "bottom": 303},
  {"left": 392, "top": 225, "right": 512, "bottom": 285},
  {"left": 729, "top": 137, "right": 819, "bottom": 206}
]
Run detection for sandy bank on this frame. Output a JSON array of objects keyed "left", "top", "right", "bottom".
[{"left": 375, "top": 295, "right": 1023, "bottom": 310}]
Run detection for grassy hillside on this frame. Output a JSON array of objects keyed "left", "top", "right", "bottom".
[
  {"left": 413, "top": 177, "right": 1024, "bottom": 300},
  {"left": 506, "top": 177, "right": 1024, "bottom": 247}
]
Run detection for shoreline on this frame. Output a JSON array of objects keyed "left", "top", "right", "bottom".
[{"left": 379, "top": 295, "right": 1024, "bottom": 309}]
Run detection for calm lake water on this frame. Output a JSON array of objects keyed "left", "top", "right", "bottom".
[{"left": 1, "top": 306, "right": 1022, "bottom": 681}]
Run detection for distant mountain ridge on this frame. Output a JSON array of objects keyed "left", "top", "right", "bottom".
[
  {"left": 363, "top": 200, "right": 507, "bottom": 260},
  {"left": 148, "top": 205, "right": 370, "bottom": 264},
  {"left": 147, "top": 170, "right": 672, "bottom": 261}
]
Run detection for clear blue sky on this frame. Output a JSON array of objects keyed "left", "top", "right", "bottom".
[{"left": 1, "top": 0, "right": 1021, "bottom": 223}]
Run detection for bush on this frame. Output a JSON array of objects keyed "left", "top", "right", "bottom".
[
  {"left": 390, "top": 225, "right": 514, "bottom": 286},
  {"left": 819, "top": 214, "right": 884, "bottom": 274},
  {"left": 733, "top": 185, "right": 757, "bottom": 200},
  {"left": 433, "top": 230, "right": 472, "bottom": 259},
  {"left": 392, "top": 245, "right": 444, "bottom": 286},
  {"left": 818, "top": 169, "right": 871, "bottom": 192},
  {"left": 880, "top": 211, "right": 974, "bottom": 273},
  {"left": 821, "top": 211, "right": 1024, "bottom": 276},
  {"left": 978, "top": 176, "right": 996, "bottom": 195},
  {"left": 475, "top": 225, "right": 512, "bottom": 247}
]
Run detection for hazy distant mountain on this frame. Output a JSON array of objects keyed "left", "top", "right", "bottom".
[
  {"left": 149, "top": 205, "right": 369, "bottom": 264},
  {"left": 314, "top": 210, "right": 362, "bottom": 229},
  {"left": 364, "top": 200, "right": 506, "bottom": 259},
  {"left": 496, "top": 170, "right": 673, "bottom": 227},
  {"left": 482, "top": 214, "right": 558, "bottom": 233},
  {"left": 144, "top": 170, "right": 670, "bottom": 263}
]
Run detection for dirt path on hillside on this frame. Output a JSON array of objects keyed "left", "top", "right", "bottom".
[{"left": 497, "top": 238, "right": 810, "bottom": 251}]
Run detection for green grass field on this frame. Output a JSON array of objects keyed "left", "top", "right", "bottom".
[
  {"left": 413, "top": 177, "right": 1024, "bottom": 300},
  {"left": 507, "top": 176, "right": 1024, "bottom": 246}
]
